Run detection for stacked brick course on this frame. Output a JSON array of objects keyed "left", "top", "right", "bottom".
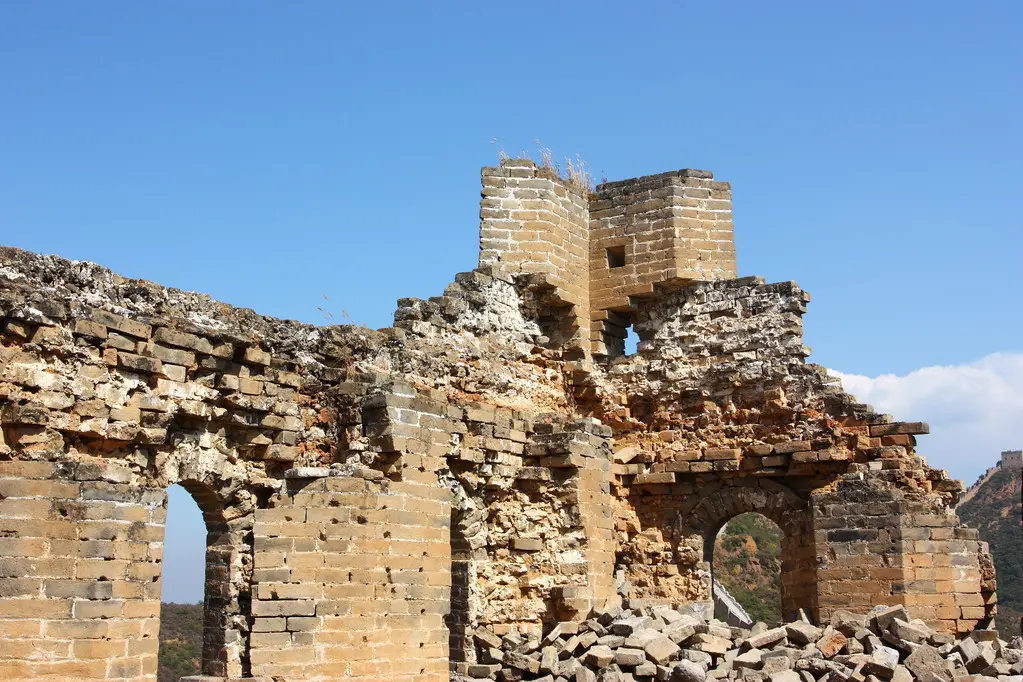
[{"left": 0, "top": 161, "right": 998, "bottom": 681}]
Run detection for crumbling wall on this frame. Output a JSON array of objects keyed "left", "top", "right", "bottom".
[
  {"left": 581, "top": 275, "right": 989, "bottom": 634},
  {"left": 478, "top": 159, "right": 591, "bottom": 352},
  {"left": 0, "top": 159, "right": 999, "bottom": 682}
]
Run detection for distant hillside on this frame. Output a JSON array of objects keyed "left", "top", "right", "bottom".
[
  {"left": 714, "top": 512, "right": 782, "bottom": 625},
  {"left": 957, "top": 464, "right": 1022, "bottom": 636},
  {"left": 159, "top": 603, "right": 203, "bottom": 682}
]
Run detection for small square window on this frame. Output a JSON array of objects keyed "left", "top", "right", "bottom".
[{"left": 606, "top": 246, "right": 626, "bottom": 269}]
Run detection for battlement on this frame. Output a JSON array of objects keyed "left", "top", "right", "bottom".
[{"left": 479, "top": 159, "right": 737, "bottom": 357}]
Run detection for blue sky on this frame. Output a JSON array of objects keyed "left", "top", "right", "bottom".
[{"left": 2, "top": 2, "right": 1020, "bottom": 603}]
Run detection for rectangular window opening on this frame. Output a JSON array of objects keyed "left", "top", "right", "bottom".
[{"left": 606, "top": 246, "right": 626, "bottom": 269}]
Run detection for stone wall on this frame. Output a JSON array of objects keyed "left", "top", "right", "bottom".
[
  {"left": 0, "top": 459, "right": 162, "bottom": 681},
  {"left": 249, "top": 471, "right": 450, "bottom": 681},
  {"left": 0, "top": 160, "right": 998, "bottom": 681}
]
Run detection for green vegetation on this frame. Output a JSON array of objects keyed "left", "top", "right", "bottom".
[
  {"left": 957, "top": 466, "right": 1023, "bottom": 636},
  {"left": 159, "top": 602, "right": 203, "bottom": 682},
  {"left": 714, "top": 512, "right": 783, "bottom": 625}
]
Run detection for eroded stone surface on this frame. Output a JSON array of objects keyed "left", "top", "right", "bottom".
[{"left": 0, "top": 160, "right": 998, "bottom": 682}]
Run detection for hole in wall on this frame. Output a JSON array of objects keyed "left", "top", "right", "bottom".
[
  {"left": 159, "top": 481, "right": 247, "bottom": 678},
  {"left": 602, "top": 310, "right": 639, "bottom": 360},
  {"left": 624, "top": 323, "right": 640, "bottom": 356},
  {"left": 712, "top": 512, "right": 782, "bottom": 626},
  {"left": 606, "top": 245, "right": 626, "bottom": 269}
]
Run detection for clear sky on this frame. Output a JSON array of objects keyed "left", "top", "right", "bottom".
[{"left": 2, "top": 2, "right": 1020, "bottom": 604}]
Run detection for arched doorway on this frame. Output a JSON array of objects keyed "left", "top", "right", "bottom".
[
  {"left": 159, "top": 485, "right": 206, "bottom": 681},
  {"left": 677, "top": 480, "right": 816, "bottom": 622},
  {"left": 712, "top": 512, "right": 782, "bottom": 625},
  {"left": 158, "top": 480, "right": 251, "bottom": 679}
]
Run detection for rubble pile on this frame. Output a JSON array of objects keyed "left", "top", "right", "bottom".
[{"left": 462, "top": 604, "right": 1023, "bottom": 682}]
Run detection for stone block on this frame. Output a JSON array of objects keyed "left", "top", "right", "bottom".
[{"left": 512, "top": 537, "right": 544, "bottom": 552}]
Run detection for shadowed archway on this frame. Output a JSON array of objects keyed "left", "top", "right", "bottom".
[{"left": 676, "top": 479, "right": 816, "bottom": 622}]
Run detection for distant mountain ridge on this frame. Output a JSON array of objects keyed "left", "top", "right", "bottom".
[
  {"left": 957, "top": 460, "right": 1022, "bottom": 636},
  {"left": 957, "top": 463, "right": 1001, "bottom": 508},
  {"left": 158, "top": 603, "right": 202, "bottom": 682}
]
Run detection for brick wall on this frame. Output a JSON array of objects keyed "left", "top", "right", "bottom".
[
  {"left": 813, "top": 470, "right": 993, "bottom": 633},
  {"left": 0, "top": 460, "right": 163, "bottom": 682},
  {"left": 249, "top": 471, "right": 451, "bottom": 682}
]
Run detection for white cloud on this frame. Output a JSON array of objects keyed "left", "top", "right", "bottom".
[{"left": 829, "top": 352, "right": 1023, "bottom": 486}]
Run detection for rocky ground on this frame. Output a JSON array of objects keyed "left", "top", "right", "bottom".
[{"left": 459, "top": 603, "right": 1023, "bottom": 682}]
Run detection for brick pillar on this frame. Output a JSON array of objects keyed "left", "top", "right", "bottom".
[
  {"left": 812, "top": 468, "right": 990, "bottom": 633},
  {"left": 479, "top": 159, "right": 591, "bottom": 352},
  {"left": 0, "top": 460, "right": 163, "bottom": 681},
  {"left": 531, "top": 418, "right": 618, "bottom": 617},
  {"left": 250, "top": 470, "right": 451, "bottom": 682}
]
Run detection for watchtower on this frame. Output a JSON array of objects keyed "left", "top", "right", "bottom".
[{"left": 1002, "top": 449, "right": 1023, "bottom": 470}]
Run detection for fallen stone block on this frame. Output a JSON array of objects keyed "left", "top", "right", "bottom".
[
  {"left": 762, "top": 651, "right": 795, "bottom": 675},
  {"left": 586, "top": 645, "right": 616, "bottom": 668},
  {"left": 831, "top": 611, "right": 869, "bottom": 636},
  {"left": 746, "top": 627, "right": 788, "bottom": 650},
  {"left": 734, "top": 649, "right": 765, "bottom": 670},
  {"left": 818, "top": 628, "right": 849, "bottom": 658},
  {"left": 626, "top": 630, "right": 663, "bottom": 649},
  {"left": 862, "top": 646, "right": 900, "bottom": 679},
  {"left": 769, "top": 671, "right": 801, "bottom": 682},
  {"left": 540, "top": 645, "right": 558, "bottom": 673},
  {"left": 691, "top": 633, "right": 732, "bottom": 656},
  {"left": 504, "top": 651, "right": 540, "bottom": 674},
  {"left": 903, "top": 644, "right": 953, "bottom": 682},
  {"left": 965, "top": 642, "right": 997, "bottom": 674},
  {"left": 871, "top": 606, "right": 911, "bottom": 634},
  {"left": 785, "top": 622, "right": 823, "bottom": 646},
  {"left": 614, "top": 617, "right": 654, "bottom": 637},
  {"left": 890, "top": 618, "right": 930, "bottom": 646},
  {"left": 645, "top": 635, "right": 681, "bottom": 666},
  {"left": 616, "top": 648, "right": 648, "bottom": 667},
  {"left": 670, "top": 660, "right": 707, "bottom": 682}
]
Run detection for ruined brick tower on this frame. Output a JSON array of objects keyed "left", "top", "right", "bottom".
[
  {"left": 0, "top": 161, "right": 995, "bottom": 682},
  {"left": 480, "top": 160, "right": 736, "bottom": 357}
]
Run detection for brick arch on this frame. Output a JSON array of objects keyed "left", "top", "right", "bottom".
[
  {"left": 153, "top": 448, "right": 266, "bottom": 681},
  {"left": 675, "top": 479, "right": 816, "bottom": 621}
]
